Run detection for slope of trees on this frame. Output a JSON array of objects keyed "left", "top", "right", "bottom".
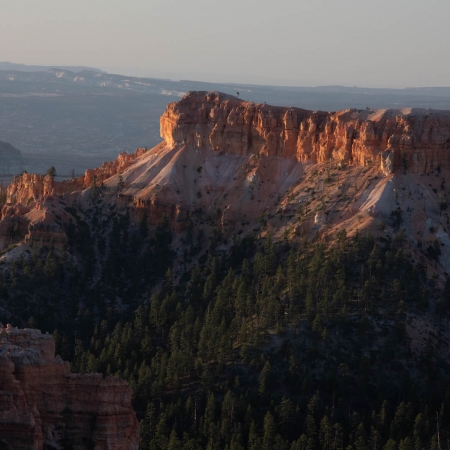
[{"left": 1, "top": 208, "right": 450, "bottom": 449}]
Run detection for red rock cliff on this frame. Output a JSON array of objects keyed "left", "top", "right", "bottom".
[
  {"left": 0, "top": 324, "right": 139, "bottom": 450},
  {"left": 160, "top": 91, "right": 450, "bottom": 174}
]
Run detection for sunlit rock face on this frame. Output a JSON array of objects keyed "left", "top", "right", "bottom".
[
  {"left": 161, "top": 91, "right": 450, "bottom": 173},
  {"left": 0, "top": 325, "right": 139, "bottom": 450}
]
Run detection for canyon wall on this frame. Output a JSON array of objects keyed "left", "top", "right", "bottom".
[
  {"left": 0, "top": 324, "right": 139, "bottom": 450},
  {"left": 161, "top": 91, "right": 450, "bottom": 174}
]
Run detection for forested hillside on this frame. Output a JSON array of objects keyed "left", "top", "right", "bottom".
[{"left": 1, "top": 202, "right": 449, "bottom": 449}]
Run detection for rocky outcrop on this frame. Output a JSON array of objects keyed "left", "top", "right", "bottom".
[
  {"left": 6, "top": 173, "right": 57, "bottom": 205},
  {"left": 5, "top": 148, "right": 147, "bottom": 206},
  {"left": 161, "top": 91, "right": 450, "bottom": 174},
  {"left": 0, "top": 148, "right": 147, "bottom": 251},
  {"left": 0, "top": 194, "right": 71, "bottom": 251},
  {"left": 84, "top": 148, "right": 148, "bottom": 188},
  {"left": 0, "top": 141, "right": 24, "bottom": 175},
  {"left": 0, "top": 324, "right": 139, "bottom": 450}
]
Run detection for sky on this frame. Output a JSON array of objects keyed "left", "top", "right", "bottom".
[{"left": 1, "top": 0, "right": 450, "bottom": 88}]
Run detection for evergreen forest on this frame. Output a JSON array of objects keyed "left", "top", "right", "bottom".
[{"left": 1, "top": 203, "right": 450, "bottom": 450}]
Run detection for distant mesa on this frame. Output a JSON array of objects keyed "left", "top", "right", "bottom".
[
  {"left": 0, "top": 141, "right": 24, "bottom": 175},
  {"left": 0, "top": 62, "right": 105, "bottom": 74}
]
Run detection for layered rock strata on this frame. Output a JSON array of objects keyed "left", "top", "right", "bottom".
[
  {"left": 0, "top": 324, "right": 139, "bottom": 450},
  {"left": 161, "top": 91, "right": 450, "bottom": 174}
]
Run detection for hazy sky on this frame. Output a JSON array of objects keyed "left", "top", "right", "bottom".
[{"left": 1, "top": 0, "right": 449, "bottom": 87}]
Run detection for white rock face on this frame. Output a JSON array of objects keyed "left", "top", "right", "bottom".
[
  {"left": 314, "top": 211, "right": 325, "bottom": 224},
  {"left": 381, "top": 149, "right": 395, "bottom": 175}
]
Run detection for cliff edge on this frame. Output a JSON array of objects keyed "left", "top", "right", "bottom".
[{"left": 161, "top": 91, "right": 450, "bottom": 174}]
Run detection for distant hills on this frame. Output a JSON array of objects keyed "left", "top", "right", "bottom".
[
  {"left": 1, "top": 63, "right": 450, "bottom": 110},
  {"left": 0, "top": 62, "right": 105, "bottom": 73}
]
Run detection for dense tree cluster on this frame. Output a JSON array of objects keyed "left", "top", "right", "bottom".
[{"left": 1, "top": 206, "right": 450, "bottom": 449}]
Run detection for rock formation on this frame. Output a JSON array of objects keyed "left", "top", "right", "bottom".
[
  {"left": 161, "top": 91, "right": 450, "bottom": 174},
  {"left": 2, "top": 91, "right": 450, "bottom": 248},
  {"left": 0, "top": 191, "right": 72, "bottom": 251},
  {"left": 0, "top": 148, "right": 148, "bottom": 251},
  {"left": 83, "top": 147, "right": 148, "bottom": 188},
  {"left": 0, "top": 324, "right": 139, "bottom": 450},
  {"left": 0, "top": 141, "right": 24, "bottom": 175},
  {"left": 6, "top": 173, "right": 61, "bottom": 205},
  {"left": 5, "top": 148, "right": 147, "bottom": 206}
]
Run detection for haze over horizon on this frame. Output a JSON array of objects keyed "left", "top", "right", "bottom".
[{"left": 2, "top": 0, "right": 450, "bottom": 89}]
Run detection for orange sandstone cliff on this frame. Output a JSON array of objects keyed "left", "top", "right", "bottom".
[
  {"left": 0, "top": 324, "right": 139, "bottom": 450},
  {"left": 161, "top": 91, "right": 450, "bottom": 174},
  {"left": 105, "top": 92, "right": 450, "bottom": 231}
]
